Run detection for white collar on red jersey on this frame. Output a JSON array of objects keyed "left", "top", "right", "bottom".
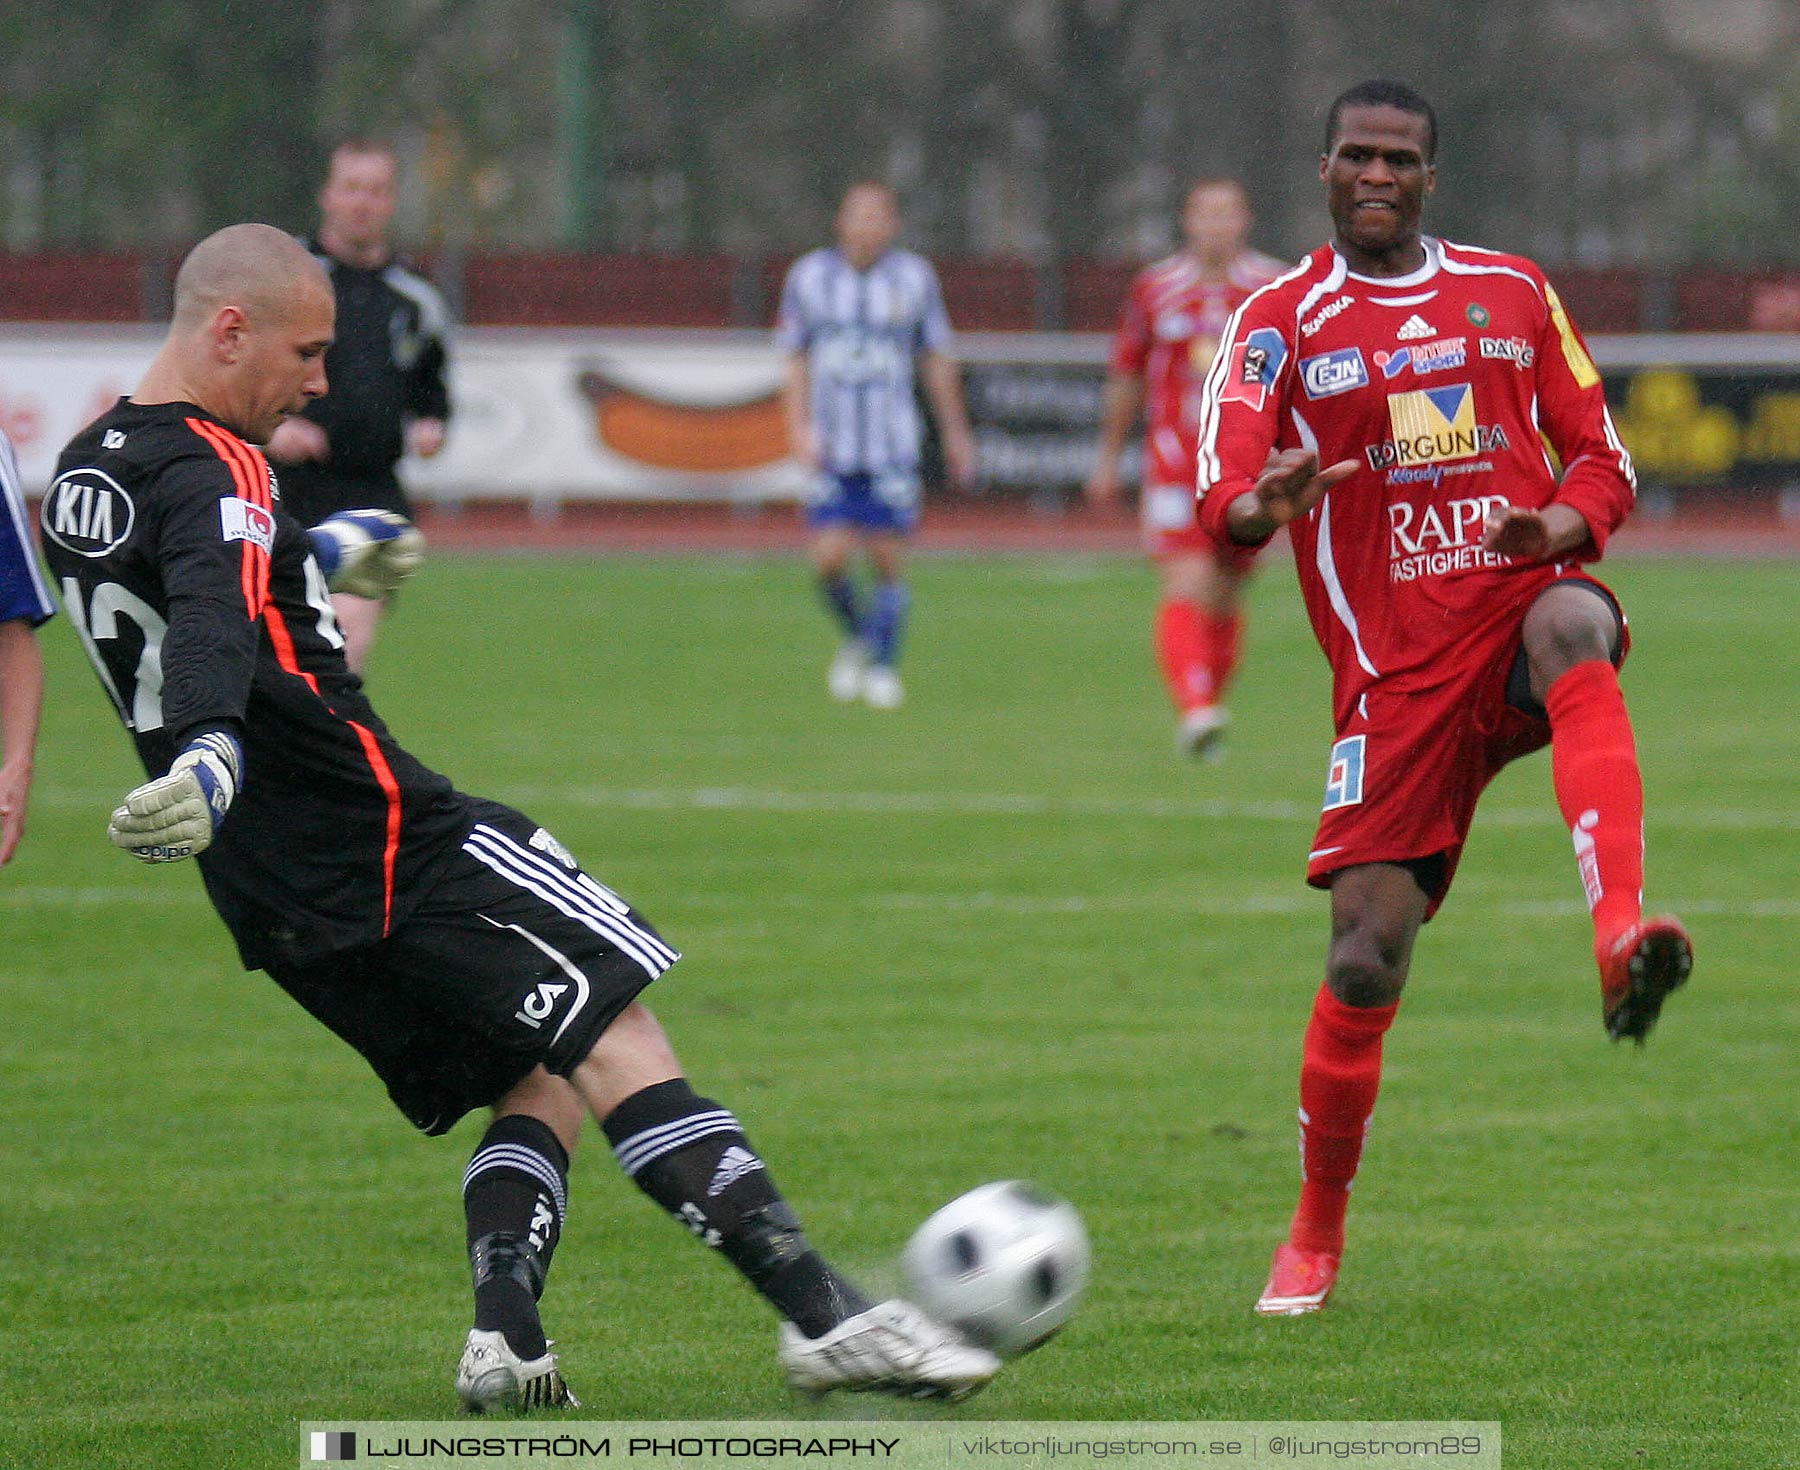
[{"left": 1335, "top": 235, "right": 1443, "bottom": 289}]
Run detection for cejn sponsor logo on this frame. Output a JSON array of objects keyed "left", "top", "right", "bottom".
[
  {"left": 1300, "top": 347, "right": 1368, "bottom": 399},
  {"left": 1479, "top": 335, "right": 1536, "bottom": 368},
  {"left": 1300, "top": 294, "right": 1354, "bottom": 337},
  {"left": 1387, "top": 492, "right": 1513, "bottom": 583},
  {"left": 1374, "top": 336, "right": 1466, "bottom": 379},
  {"left": 1364, "top": 384, "right": 1510, "bottom": 471}
]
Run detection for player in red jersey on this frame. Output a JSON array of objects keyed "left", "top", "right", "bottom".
[
  {"left": 1194, "top": 80, "right": 1693, "bottom": 1316},
  {"left": 1087, "top": 180, "right": 1285, "bottom": 757}
]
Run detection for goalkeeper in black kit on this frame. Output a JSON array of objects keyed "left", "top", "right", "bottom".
[{"left": 43, "top": 224, "right": 997, "bottom": 1411}]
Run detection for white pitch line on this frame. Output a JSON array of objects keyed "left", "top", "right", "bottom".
[
  {"left": 861, "top": 893, "right": 1798, "bottom": 919},
  {"left": 0, "top": 886, "right": 209, "bottom": 907},
  {"left": 37, "top": 780, "right": 1800, "bottom": 832},
  {"left": 869, "top": 890, "right": 1318, "bottom": 917},
  {"left": 489, "top": 784, "right": 1800, "bottom": 834},
  {"left": 669, "top": 889, "right": 1796, "bottom": 921},
  {"left": 5, "top": 884, "right": 1789, "bottom": 922}
]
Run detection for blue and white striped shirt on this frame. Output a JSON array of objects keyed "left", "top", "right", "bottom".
[
  {"left": 775, "top": 247, "right": 954, "bottom": 475},
  {"left": 0, "top": 430, "right": 55, "bottom": 627}
]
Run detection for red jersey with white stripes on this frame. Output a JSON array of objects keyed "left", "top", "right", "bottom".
[
  {"left": 44, "top": 400, "right": 472, "bottom": 969},
  {"left": 1111, "top": 249, "right": 1287, "bottom": 486},
  {"left": 1196, "top": 238, "right": 1635, "bottom": 726}
]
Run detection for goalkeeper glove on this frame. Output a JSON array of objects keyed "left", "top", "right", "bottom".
[
  {"left": 306, "top": 509, "right": 426, "bottom": 599},
  {"left": 108, "top": 729, "right": 243, "bottom": 864}
]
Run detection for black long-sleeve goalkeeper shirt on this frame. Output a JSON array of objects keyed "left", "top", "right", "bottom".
[{"left": 43, "top": 399, "right": 475, "bottom": 969}]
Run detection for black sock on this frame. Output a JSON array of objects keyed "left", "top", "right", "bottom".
[
  {"left": 463, "top": 1114, "right": 569, "bottom": 1360},
  {"left": 602, "top": 1078, "right": 872, "bottom": 1337},
  {"left": 820, "top": 573, "right": 863, "bottom": 638}
]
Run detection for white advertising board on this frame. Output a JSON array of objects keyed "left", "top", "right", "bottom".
[
  {"left": 0, "top": 326, "right": 810, "bottom": 504},
  {"left": 4, "top": 326, "right": 1799, "bottom": 501}
]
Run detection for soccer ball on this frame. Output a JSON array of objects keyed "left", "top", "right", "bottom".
[{"left": 901, "top": 1181, "right": 1090, "bottom": 1357}]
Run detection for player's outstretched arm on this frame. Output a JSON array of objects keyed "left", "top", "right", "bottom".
[
  {"left": 307, "top": 509, "right": 426, "bottom": 599},
  {"left": 921, "top": 351, "right": 977, "bottom": 491},
  {"left": 780, "top": 355, "right": 821, "bottom": 471},
  {"left": 0, "top": 618, "right": 45, "bottom": 868},
  {"left": 1085, "top": 373, "right": 1145, "bottom": 507},
  {"left": 1225, "top": 449, "right": 1359, "bottom": 544},
  {"left": 108, "top": 728, "right": 242, "bottom": 864}
]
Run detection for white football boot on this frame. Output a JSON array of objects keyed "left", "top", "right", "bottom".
[
  {"left": 1176, "top": 704, "right": 1229, "bottom": 761},
  {"left": 862, "top": 665, "right": 905, "bottom": 710},
  {"left": 456, "top": 1329, "right": 579, "bottom": 1411},
  {"left": 828, "top": 641, "right": 869, "bottom": 702},
  {"left": 778, "top": 1299, "right": 1000, "bottom": 1402}
]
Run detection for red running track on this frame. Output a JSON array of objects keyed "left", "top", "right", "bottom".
[{"left": 413, "top": 500, "right": 1800, "bottom": 559}]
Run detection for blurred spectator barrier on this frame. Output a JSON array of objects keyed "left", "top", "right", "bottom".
[{"left": 3, "top": 326, "right": 1798, "bottom": 507}]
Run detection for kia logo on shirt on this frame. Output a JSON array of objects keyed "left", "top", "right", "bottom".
[{"left": 41, "top": 469, "right": 136, "bottom": 557}]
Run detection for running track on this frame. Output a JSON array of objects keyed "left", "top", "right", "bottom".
[{"left": 414, "top": 500, "right": 1800, "bottom": 558}]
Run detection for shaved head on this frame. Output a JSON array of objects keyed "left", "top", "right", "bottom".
[
  {"left": 172, "top": 224, "right": 330, "bottom": 330},
  {"left": 139, "top": 223, "right": 335, "bottom": 443}
]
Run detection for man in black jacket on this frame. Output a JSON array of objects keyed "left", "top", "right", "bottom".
[{"left": 269, "top": 138, "right": 451, "bottom": 672}]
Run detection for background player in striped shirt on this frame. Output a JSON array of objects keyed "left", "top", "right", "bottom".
[
  {"left": 1195, "top": 81, "right": 1692, "bottom": 1317},
  {"left": 778, "top": 182, "right": 976, "bottom": 709},
  {"left": 1087, "top": 180, "right": 1285, "bottom": 757},
  {"left": 45, "top": 225, "right": 998, "bottom": 1410},
  {"left": 0, "top": 426, "right": 55, "bottom": 866}
]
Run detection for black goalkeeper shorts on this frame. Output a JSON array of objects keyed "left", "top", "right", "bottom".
[{"left": 266, "top": 805, "right": 680, "bottom": 1135}]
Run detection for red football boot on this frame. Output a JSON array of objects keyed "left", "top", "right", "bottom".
[
  {"left": 1600, "top": 916, "right": 1693, "bottom": 1045},
  {"left": 1255, "top": 1242, "right": 1340, "bottom": 1316}
]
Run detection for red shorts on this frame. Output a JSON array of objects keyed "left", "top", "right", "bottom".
[
  {"left": 1141, "top": 482, "right": 1261, "bottom": 571},
  {"left": 1305, "top": 574, "right": 1627, "bottom": 918}
]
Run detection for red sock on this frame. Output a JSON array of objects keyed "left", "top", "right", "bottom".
[
  {"left": 1203, "top": 610, "right": 1244, "bottom": 702},
  {"left": 1154, "top": 598, "right": 1214, "bottom": 713},
  {"left": 1545, "top": 660, "right": 1644, "bottom": 954},
  {"left": 1289, "top": 984, "right": 1398, "bottom": 1257}
]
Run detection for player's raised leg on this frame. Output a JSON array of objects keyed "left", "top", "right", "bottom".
[
  {"left": 570, "top": 1002, "right": 999, "bottom": 1399},
  {"left": 1524, "top": 584, "right": 1692, "bottom": 1043},
  {"left": 1258, "top": 862, "right": 1427, "bottom": 1315},
  {"left": 457, "top": 1070, "right": 585, "bottom": 1411}
]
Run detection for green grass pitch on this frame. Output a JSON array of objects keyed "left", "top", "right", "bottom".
[{"left": 1, "top": 551, "right": 1794, "bottom": 1468}]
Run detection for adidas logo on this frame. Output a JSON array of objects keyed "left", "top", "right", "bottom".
[
  {"left": 706, "top": 1146, "right": 766, "bottom": 1197},
  {"left": 1396, "top": 314, "right": 1435, "bottom": 340}
]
